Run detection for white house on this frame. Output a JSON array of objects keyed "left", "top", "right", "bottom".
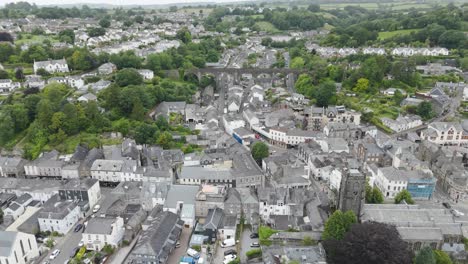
[
  {"left": 37, "top": 195, "right": 81, "bottom": 234},
  {"left": 137, "top": 69, "right": 154, "bottom": 80},
  {"left": 222, "top": 114, "right": 245, "bottom": 136},
  {"left": 77, "top": 93, "right": 98, "bottom": 103},
  {"left": 381, "top": 115, "right": 423, "bottom": 133},
  {"left": 3, "top": 194, "right": 33, "bottom": 220},
  {"left": 0, "top": 79, "right": 20, "bottom": 94},
  {"left": 90, "top": 160, "right": 124, "bottom": 182},
  {"left": 33, "top": 59, "right": 69, "bottom": 74},
  {"left": 0, "top": 231, "right": 40, "bottom": 264},
  {"left": 373, "top": 167, "right": 408, "bottom": 199},
  {"left": 83, "top": 217, "right": 125, "bottom": 251}
]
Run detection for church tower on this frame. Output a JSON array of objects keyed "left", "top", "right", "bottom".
[{"left": 338, "top": 168, "right": 366, "bottom": 219}]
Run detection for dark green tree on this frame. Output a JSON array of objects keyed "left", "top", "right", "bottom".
[
  {"left": 176, "top": 27, "right": 192, "bottom": 44},
  {"left": 417, "top": 101, "right": 434, "bottom": 120},
  {"left": 323, "top": 222, "right": 411, "bottom": 264},
  {"left": 394, "top": 190, "right": 414, "bottom": 204},
  {"left": 115, "top": 68, "right": 143, "bottom": 87},
  {"left": 251, "top": 142, "right": 269, "bottom": 163},
  {"left": 99, "top": 18, "right": 111, "bottom": 28},
  {"left": 415, "top": 247, "right": 436, "bottom": 264},
  {"left": 58, "top": 29, "right": 75, "bottom": 44}
]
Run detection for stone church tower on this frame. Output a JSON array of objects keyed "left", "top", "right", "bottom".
[{"left": 338, "top": 169, "right": 366, "bottom": 219}]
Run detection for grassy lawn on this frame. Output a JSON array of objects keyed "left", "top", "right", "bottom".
[
  {"left": 320, "top": 2, "right": 379, "bottom": 10},
  {"left": 254, "top": 21, "right": 281, "bottom": 33},
  {"left": 390, "top": 3, "right": 433, "bottom": 10},
  {"left": 378, "top": 29, "right": 420, "bottom": 40},
  {"left": 15, "top": 34, "right": 59, "bottom": 45}
]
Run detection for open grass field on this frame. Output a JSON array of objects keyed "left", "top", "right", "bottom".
[
  {"left": 254, "top": 21, "right": 281, "bottom": 33},
  {"left": 14, "top": 34, "right": 59, "bottom": 45},
  {"left": 270, "top": 1, "right": 442, "bottom": 11},
  {"left": 378, "top": 29, "right": 420, "bottom": 40}
]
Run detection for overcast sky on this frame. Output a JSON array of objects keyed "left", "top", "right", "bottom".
[{"left": 6, "top": 0, "right": 249, "bottom": 6}]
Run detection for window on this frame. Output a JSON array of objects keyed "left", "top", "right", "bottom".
[
  {"left": 20, "top": 240, "right": 25, "bottom": 256},
  {"left": 28, "top": 239, "right": 32, "bottom": 250}
]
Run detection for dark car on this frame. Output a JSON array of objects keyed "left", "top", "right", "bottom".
[
  {"left": 442, "top": 202, "right": 451, "bottom": 209},
  {"left": 74, "top": 224, "right": 83, "bottom": 232},
  {"left": 70, "top": 247, "right": 80, "bottom": 258},
  {"left": 250, "top": 233, "right": 259, "bottom": 239},
  {"left": 224, "top": 249, "right": 237, "bottom": 256}
]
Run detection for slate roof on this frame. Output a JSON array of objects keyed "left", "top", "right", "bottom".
[
  {"left": 85, "top": 217, "right": 117, "bottom": 235},
  {"left": 37, "top": 194, "right": 78, "bottom": 220},
  {"left": 131, "top": 210, "right": 183, "bottom": 262},
  {"left": 0, "top": 231, "right": 17, "bottom": 257},
  {"left": 203, "top": 207, "right": 224, "bottom": 230}
]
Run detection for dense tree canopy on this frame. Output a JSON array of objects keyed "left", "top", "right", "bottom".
[
  {"left": 322, "top": 210, "right": 357, "bottom": 241},
  {"left": 323, "top": 222, "right": 412, "bottom": 264},
  {"left": 415, "top": 247, "right": 436, "bottom": 264},
  {"left": 251, "top": 142, "right": 269, "bottom": 164},
  {"left": 394, "top": 190, "right": 414, "bottom": 204}
]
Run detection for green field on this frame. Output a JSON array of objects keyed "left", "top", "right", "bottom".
[
  {"left": 15, "top": 34, "right": 59, "bottom": 45},
  {"left": 378, "top": 29, "right": 419, "bottom": 40},
  {"left": 254, "top": 21, "right": 281, "bottom": 33}
]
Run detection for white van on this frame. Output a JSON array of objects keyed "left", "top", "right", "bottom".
[
  {"left": 221, "top": 238, "right": 236, "bottom": 248},
  {"left": 187, "top": 248, "right": 200, "bottom": 259}
]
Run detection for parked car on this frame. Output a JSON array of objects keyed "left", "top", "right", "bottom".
[
  {"left": 50, "top": 249, "right": 60, "bottom": 259},
  {"left": 224, "top": 249, "right": 237, "bottom": 256},
  {"left": 78, "top": 241, "right": 84, "bottom": 247},
  {"left": 92, "top": 204, "right": 101, "bottom": 213},
  {"left": 442, "top": 202, "right": 451, "bottom": 209},
  {"left": 250, "top": 233, "right": 259, "bottom": 239},
  {"left": 452, "top": 209, "right": 465, "bottom": 217},
  {"left": 250, "top": 242, "right": 260, "bottom": 247},
  {"left": 175, "top": 241, "right": 181, "bottom": 248},
  {"left": 74, "top": 224, "right": 83, "bottom": 232},
  {"left": 223, "top": 254, "right": 237, "bottom": 264}
]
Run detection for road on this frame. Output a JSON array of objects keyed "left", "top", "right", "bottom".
[{"left": 167, "top": 227, "right": 192, "bottom": 264}]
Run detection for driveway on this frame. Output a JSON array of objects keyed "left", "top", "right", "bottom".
[{"left": 167, "top": 227, "right": 192, "bottom": 264}]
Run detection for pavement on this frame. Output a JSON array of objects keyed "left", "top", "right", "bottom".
[{"left": 167, "top": 227, "right": 192, "bottom": 264}]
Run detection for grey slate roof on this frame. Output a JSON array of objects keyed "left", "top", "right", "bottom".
[
  {"left": 203, "top": 207, "right": 224, "bottom": 230},
  {"left": 131, "top": 210, "right": 183, "bottom": 262},
  {"left": 37, "top": 194, "right": 78, "bottom": 220},
  {"left": 85, "top": 217, "right": 117, "bottom": 235},
  {"left": 163, "top": 185, "right": 199, "bottom": 209},
  {"left": 0, "top": 231, "right": 17, "bottom": 257}
]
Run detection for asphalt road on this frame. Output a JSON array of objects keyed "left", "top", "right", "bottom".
[{"left": 167, "top": 227, "right": 192, "bottom": 264}]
